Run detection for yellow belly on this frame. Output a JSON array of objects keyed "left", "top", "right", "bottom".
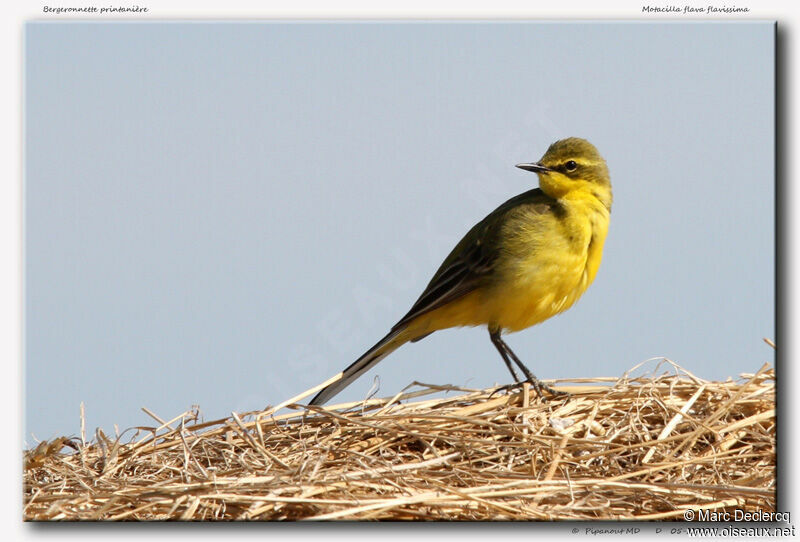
[
  {"left": 484, "top": 255, "right": 591, "bottom": 331},
  {"left": 404, "top": 194, "right": 609, "bottom": 337},
  {"left": 404, "top": 265, "right": 590, "bottom": 336}
]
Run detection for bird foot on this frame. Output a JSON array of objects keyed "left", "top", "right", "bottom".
[{"left": 490, "top": 379, "right": 569, "bottom": 400}]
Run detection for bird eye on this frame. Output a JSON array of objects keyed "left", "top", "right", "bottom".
[{"left": 564, "top": 160, "right": 578, "bottom": 172}]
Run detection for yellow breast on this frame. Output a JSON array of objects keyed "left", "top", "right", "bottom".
[
  {"left": 486, "top": 193, "right": 610, "bottom": 332},
  {"left": 400, "top": 190, "right": 610, "bottom": 339}
]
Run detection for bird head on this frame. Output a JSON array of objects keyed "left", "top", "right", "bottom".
[{"left": 516, "top": 137, "right": 612, "bottom": 210}]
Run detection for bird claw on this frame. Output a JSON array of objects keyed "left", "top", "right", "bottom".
[{"left": 489, "top": 379, "right": 570, "bottom": 400}]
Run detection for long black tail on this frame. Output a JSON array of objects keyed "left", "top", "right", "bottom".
[{"left": 309, "top": 328, "right": 412, "bottom": 406}]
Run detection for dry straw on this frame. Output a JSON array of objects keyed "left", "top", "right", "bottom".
[{"left": 24, "top": 360, "right": 775, "bottom": 520}]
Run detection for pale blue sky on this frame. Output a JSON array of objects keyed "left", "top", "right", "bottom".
[{"left": 25, "top": 21, "right": 774, "bottom": 441}]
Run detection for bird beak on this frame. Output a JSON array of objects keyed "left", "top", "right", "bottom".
[{"left": 516, "top": 162, "right": 551, "bottom": 174}]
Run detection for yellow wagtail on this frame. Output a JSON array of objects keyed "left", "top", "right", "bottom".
[{"left": 310, "top": 137, "right": 612, "bottom": 405}]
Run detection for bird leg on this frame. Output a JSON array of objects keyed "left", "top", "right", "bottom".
[
  {"left": 489, "top": 329, "right": 568, "bottom": 399},
  {"left": 491, "top": 334, "right": 521, "bottom": 383}
]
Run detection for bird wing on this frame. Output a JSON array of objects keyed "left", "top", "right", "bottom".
[{"left": 393, "top": 188, "right": 555, "bottom": 333}]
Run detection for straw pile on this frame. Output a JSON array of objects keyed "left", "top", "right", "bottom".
[{"left": 24, "top": 360, "right": 775, "bottom": 520}]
